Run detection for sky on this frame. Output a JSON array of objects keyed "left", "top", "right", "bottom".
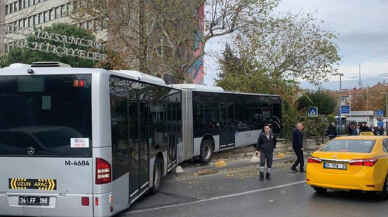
[{"left": 204, "top": 0, "right": 388, "bottom": 89}]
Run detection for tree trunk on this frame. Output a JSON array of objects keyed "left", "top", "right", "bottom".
[{"left": 139, "top": 0, "right": 147, "bottom": 73}]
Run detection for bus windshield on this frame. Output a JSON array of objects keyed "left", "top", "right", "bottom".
[{"left": 0, "top": 75, "right": 92, "bottom": 157}]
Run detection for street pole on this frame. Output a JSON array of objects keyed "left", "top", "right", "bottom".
[{"left": 334, "top": 73, "right": 344, "bottom": 135}]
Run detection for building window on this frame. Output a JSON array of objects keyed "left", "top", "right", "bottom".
[
  {"left": 33, "top": 15, "right": 37, "bottom": 26},
  {"left": 9, "top": 3, "right": 13, "bottom": 14},
  {"left": 37, "top": 13, "right": 41, "bottom": 24},
  {"left": 66, "top": 3, "right": 72, "bottom": 16},
  {"left": 49, "top": 9, "right": 53, "bottom": 21},
  {"left": 5, "top": 5, "right": 8, "bottom": 15},
  {"left": 44, "top": 11, "right": 48, "bottom": 23},
  {"left": 23, "top": 0, "right": 26, "bottom": 9},
  {"left": 18, "top": 0, "right": 22, "bottom": 10},
  {"left": 54, "top": 7, "right": 57, "bottom": 19},
  {"left": 60, "top": 5, "right": 65, "bottom": 17},
  {"left": 55, "top": 7, "right": 60, "bottom": 19}
]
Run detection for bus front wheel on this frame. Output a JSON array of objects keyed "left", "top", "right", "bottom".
[
  {"left": 151, "top": 157, "right": 162, "bottom": 194},
  {"left": 200, "top": 138, "right": 214, "bottom": 164}
]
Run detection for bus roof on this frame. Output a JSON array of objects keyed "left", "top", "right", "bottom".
[
  {"left": 170, "top": 84, "right": 280, "bottom": 97},
  {"left": 0, "top": 64, "right": 168, "bottom": 87},
  {"left": 169, "top": 84, "right": 224, "bottom": 92}
]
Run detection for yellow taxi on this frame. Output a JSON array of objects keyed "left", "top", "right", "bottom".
[
  {"left": 359, "top": 132, "right": 375, "bottom": 136},
  {"left": 306, "top": 136, "right": 388, "bottom": 196}
]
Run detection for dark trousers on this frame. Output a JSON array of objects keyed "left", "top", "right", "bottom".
[
  {"left": 292, "top": 148, "right": 304, "bottom": 170},
  {"left": 259, "top": 151, "right": 273, "bottom": 172}
]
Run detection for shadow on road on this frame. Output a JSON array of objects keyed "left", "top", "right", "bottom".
[{"left": 311, "top": 190, "right": 388, "bottom": 203}]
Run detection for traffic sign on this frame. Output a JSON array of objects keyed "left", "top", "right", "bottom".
[
  {"left": 340, "top": 105, "right": 350, "bottom": 114},
  {"left": 308, "top": 107, "right": 318, "bottom": 117},
  {"left": 377, "top": 109, "right": 384, "bottom": 117}
]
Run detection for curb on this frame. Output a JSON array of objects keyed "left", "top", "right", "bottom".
[{"left": 179, "top": 153, "right": 312, "bottom": 176}]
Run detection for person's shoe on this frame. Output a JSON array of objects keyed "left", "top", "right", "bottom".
[
  {"left": 259, "top": 172, "right": 264, "bottom": 181},
  {"left": 266, "top": 173, "right": 271, "bottom": 180},
  {"left": 291, "top": 167, "right": 297, "bottom": 172},
  {"left": 300, "top": 168, "right": 305, "bottom": 173}
]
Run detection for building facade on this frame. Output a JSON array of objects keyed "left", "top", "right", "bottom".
[
  {"left": 0, "top": 0, "right": 6, "bottom": 55},
  {"left": 2, "top": 0, "right": 107, "bottom": 52},
  {"left": 1, "top": 0, "right": 204, "bottom": 84}
]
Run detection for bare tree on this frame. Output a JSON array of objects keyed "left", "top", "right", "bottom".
[{"left": 75, "top": 0, "right": 279, "bottom": 82}]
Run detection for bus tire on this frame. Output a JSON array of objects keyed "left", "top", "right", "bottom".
[
  {"left": 151, "top": 157, "right": 162, "bottom": 194},
  {"left": 200, "top": 138, "right": 214, "bottom": 164}
]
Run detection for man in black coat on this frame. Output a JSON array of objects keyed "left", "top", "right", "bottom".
[
  {"left": 326, "top": 122, "right": 337, "bottom": 139},
  {"left": 256, "top": 124, "right": 277, "bottom": 181},
  {"left": 291, "top": 122, "right": 305, "bottom": 173}
]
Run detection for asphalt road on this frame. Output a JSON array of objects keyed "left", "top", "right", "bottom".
[{"left": 119, "top": 164, "right": 388, "bottom": 217}]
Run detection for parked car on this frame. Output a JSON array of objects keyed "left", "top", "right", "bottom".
[{"left": 306, "top": 136, "right": 388, "bottom": 198}]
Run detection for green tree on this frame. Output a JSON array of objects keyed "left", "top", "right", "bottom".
[
  {"left": 297, "top": 91, "right": 337, "bottom": 115},
  {"left": 2, "top": 23, "right": 99, "bottom": 67},
  {"left": 217, "top": 43, "right": 301, "bottom": 139},
  {"left": 217, "top": 43, "right": 274, "bottom": 93},
  {"left": 234, "top": 13, "right": 341, "bottom": 85},
  {"left": 302, "top": 115, "right": 329, "bottom": 145}
]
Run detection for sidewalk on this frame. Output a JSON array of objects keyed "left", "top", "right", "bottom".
[{"left": 178, "top": 145, "right": 314, "bottom": 176}]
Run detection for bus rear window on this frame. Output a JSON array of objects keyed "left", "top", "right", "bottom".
[{"left": 0, "top": 75, "right": 92, "bottom": 157}]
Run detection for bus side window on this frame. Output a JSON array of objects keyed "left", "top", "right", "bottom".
[{"left": 109, "top": 76, "right": 130, "bottom": 180}]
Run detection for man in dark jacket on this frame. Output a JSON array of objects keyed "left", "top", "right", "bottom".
[
  {"left": 326, "top": 122, "right": 337, "bottom": 139},
  {"left": 256, "top": 124, "right": 277, "bottom": 181},
  {"left": 291, "top": 122, "right": 304, "bottom": 173}
]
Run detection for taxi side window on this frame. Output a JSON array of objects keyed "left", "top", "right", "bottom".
[{"left": 383, "top": 139, "right": 388, "bottom": 152}]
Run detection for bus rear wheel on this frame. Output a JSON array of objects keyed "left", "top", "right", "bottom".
[
  {"left": 151, "top": 157, "right": 162, "bottom": 194},
  {"left": 200, "top": 138, "right": 214, "bottom": 164}
]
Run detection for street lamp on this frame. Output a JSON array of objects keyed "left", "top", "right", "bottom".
[
  {"left": 333, "top": 72, "right": 344, "bottom": 135},
  {"left": 333, "top": 72, "right": 344, "bottom": 91}
]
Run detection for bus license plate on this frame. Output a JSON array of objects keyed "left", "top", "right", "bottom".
[
  {"left": 323, "top": 162, "right": 347, "bottom": 170},
  {"left": 18, "top": 196, "right": 50, "bottom": 206}
]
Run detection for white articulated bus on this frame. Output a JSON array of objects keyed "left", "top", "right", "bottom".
[
  {"left": 174, "top": 84, "right": 282, "bottom": 163},
  {"left": 0, "top": 63, "right": 182, "bottom": 217},
  {"left": 0, "top": 63, "right": 281, "bottom": 217}
]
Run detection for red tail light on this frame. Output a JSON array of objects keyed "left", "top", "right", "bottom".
[
  {"left": 81, "top": 197, "right": 89, "bottom": 206},
  {"left": 307, "top": 157, "right": 322, "bottom": 163},
  {"left": 350, "top": 158, "right": 377, "bottom": 167},
  {"left": 96, "top": 158, "right": 111, "bottom": 184}
]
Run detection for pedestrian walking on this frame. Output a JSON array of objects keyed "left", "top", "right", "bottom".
[
  {"left": 326, "top": 122, "right": 337, "bottom": 140},
  {"left": 291, "top": 122, "right": 305, "bottom": 173},
  {"left": 255, "top": 124, "right": 277, "bottom": 181}
]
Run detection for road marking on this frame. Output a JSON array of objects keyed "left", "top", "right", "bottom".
[{"left": 128, "top": 180, "right": 306, "bottom": 214}]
